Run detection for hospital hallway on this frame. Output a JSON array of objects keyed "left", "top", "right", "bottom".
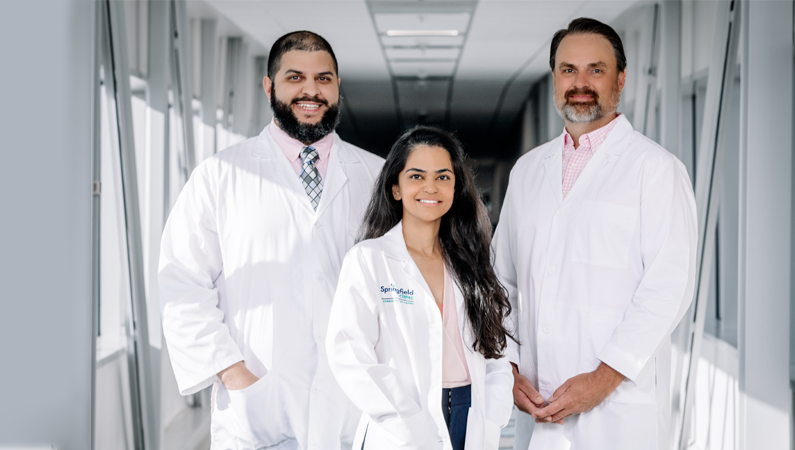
[{"left": 1, "top": 0, "right": 794, "bottom": 449}]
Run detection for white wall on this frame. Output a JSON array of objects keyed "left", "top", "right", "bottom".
[{"left": 0, "top": 0, "right": 95, "bottom": 448}]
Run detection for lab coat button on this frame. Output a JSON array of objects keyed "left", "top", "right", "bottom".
[
  {"left": 542, "top": 326, "right": 551, "bottom": 334},
  {"left": 316, "top": 276, "right": 324, "bottom": 283},
  {"left": 316, "top": 334, "right": 324, "bottom": 342},
  {"left": 555, "top": 210, "right": 563, "bottom": 217},
  {"left": 547, "top": 267, "right": 556, "bottom": 275},
  {"left": 312, "top": 387, "right": 320, "bottom": 394}
]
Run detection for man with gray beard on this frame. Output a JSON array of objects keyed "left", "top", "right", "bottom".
[{"left": 493, "top": 18, "right": 697, "bottom": 450}]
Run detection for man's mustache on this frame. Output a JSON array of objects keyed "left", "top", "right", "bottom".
[
  {"left": 292, "top": 95, "right": 329, "bottom": 106},
  {"left": 565, "top": 87, "right": 599, "bottom": 103}
]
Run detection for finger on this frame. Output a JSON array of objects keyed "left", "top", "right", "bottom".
[
  {"left": 515, "top": 376, "right": 545, "bottom": 406},
  {"left": 534, "top": 392, "right": 570, "bottom": 420},
  {"left": 548, "top": 381, "right": 571, "bottom": 404},
  {"left": 550, "top": 408, "right": 575, "bottom": 423},
  {"left": 513, "top": 389, "right": 541, "bottom": 415}
]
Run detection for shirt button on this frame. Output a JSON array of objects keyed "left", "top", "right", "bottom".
[
  {"left": 547, "top": 267, "right": 556, "bottom": 275},
  {"left": 543, "top": 326, "right": 551, "bottom": 334}
]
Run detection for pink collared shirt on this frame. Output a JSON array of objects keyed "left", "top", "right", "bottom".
[
  {"left": 268, "top": 120, "right": 334, "bottom": 178},
  {"left": 439, "top": 266, "right": 471, "bottom": 389},
  {"left": 561, "top": 113, "right": 622, "bottom": 198}
]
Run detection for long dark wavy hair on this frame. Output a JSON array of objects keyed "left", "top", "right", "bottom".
[{"left": 358, "top": 126, "right": 515, "bottom": 359}]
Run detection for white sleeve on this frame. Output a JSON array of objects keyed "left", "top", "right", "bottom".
[
  {"left": 482, "top": 355, "right": 514, "bottom": 449},
  {"left": 158, "top": 163, "right": 243, "bottom": 395},
  {"left": 326, "top": 248, "right": 437, "bottom": 446},
  {"left": 598, "top": 154, "right": 698, "bottom": 382},
  {"left": 492, "top": 172, "right": 521, "bottom": 367}
]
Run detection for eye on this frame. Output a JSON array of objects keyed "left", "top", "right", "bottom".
[
  {"left": 409, "top": 173, "right": 422, "bottom": 180},
  {"left": 438, "top": 174, "right": 451, "bottom": 181},
  {"left": 289, "top": 75, "right": 300, "bottom": 81},
  {"left": 593, "top": 69, "right": 602, "bottom": 74}
]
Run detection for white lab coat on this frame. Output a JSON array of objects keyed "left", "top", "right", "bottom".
[
  {"left": 326, "top": 222, "right": 514, "bottom": 450},
  {"left": 492, "top": 115, "right": 697, "bottom": 450},
  {"left": 159, "top": 126, "right": 384, "bottom": 450}
]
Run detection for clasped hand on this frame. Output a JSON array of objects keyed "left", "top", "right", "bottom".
[{"left": 511, "top": 362, "right": 624, "bottom": 425}]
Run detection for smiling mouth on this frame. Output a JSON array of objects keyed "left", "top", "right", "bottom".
[
  {"left": 294, "top": 102, "right": 324, "bottom": 112},
  {"left": 418, "top": 199, "right": 442, "bottom": 205}
]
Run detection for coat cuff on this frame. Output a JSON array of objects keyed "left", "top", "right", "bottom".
[
  {"left": 176, "top": 353, "right": 244, "bottom": 395},
  {"left": 597, "top": 342, "right": 644, "bottom": 383}
]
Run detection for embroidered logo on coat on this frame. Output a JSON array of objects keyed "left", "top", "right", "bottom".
[{"left": 381, "top": 284, "right": 415, "bottom": 305}]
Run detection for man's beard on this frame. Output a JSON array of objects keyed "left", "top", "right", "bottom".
[
  {"left": 270, "top": 88, "right": 341, "bottom": 145},
  {"left": 554, "top": 81, "right": 621, "bottom": 124}
]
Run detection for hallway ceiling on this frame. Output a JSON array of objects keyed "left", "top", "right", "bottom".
[{"left": 202, "top": 0, "right": 644, "bottom": 154}]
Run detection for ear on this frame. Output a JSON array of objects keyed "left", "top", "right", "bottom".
[
  {"left": 392, "top": 185, "right": 401, "bottom": 201},
  {"left": 263, "top": 76, "right": 273, "bottom": 101},
  {"left": 617, "top": 70, "right": 627, "bottom": 93},
  {"left": 337, "top": 77, "right": 341, "bottom": 87}
]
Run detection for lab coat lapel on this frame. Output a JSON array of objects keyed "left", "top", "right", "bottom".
[
  {"left": 253, "top": 127, "right": 316, "bottom": 214},
  {"left": 383, "top": 222, "right": 436, "bottom": 305},
  {"left": 542, "top": 135, "right": 565, "bottom": 207},
  {"left": 560, "top": 115, "right": 635, "bottom": 205},
  {"left": 315, "top": 134, "right": 350, "bottom": 218},
  {"left": 561, "top": 151, "right": 609, "bottom": 205}
]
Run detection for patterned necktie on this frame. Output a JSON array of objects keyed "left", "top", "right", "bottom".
[{"left": 300, "top": 146, "right": 323, "bottom": 210}]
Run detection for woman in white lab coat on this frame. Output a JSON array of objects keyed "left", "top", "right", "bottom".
[{"left": 326, "top": 126, "right": 515, "bottom": 450}]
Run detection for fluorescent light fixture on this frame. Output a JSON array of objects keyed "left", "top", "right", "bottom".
[{"left": 386, "top": 30, "right": 459, "bottom": 37}]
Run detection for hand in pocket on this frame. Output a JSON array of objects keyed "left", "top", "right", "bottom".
[{"left": 227, "top": 374, "right": 288, "bottom": 447}]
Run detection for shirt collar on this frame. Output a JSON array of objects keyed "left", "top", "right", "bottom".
[
  {"left": 562, "top": 113, "right": 622, "bottom": 155},
  {"left": 268, "top": 119, "right": 334, "bottom": 163}
]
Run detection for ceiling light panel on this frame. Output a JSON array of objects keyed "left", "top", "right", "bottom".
[
  {"left": 381, "top": 35, "right": 466, "bottom": 47},
  {"left": 374, "top": 13, "right": 471, "bottom": 34},
  {"left": 385, "top": 47, "right": 461, "bottom": 61}
]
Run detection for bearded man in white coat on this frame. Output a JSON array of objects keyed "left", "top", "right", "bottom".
[
  {"left": 159, "top": 31, "right": 384, "bottom": 450},
  {"left": 493, "top": 18, "right": 697, "bottom": 450}
]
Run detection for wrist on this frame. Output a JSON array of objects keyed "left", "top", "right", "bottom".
[{"left": 595, "top": 362, "right": 624, "bottom": 388}]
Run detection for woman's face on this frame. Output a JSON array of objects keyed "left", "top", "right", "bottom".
[{"left": 392, "top": 144, "right": 456, "bottom": 226}]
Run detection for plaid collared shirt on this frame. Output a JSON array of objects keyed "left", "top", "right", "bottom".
[{"left": 561, "top": 114, "right": 621, "bottom": 198}]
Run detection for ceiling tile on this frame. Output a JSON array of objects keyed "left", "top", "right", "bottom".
[
  {"left": 390, "top": 60, "right": 457, "bottom": 77},
  {"left": 385, "top": 47, "right": 461, "bottom": 60},
  {"left": 374, "top": 13, "right": 471, "bottom": 33}
]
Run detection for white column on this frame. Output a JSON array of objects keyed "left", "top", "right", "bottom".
[{"left": 737, "top": 2, "right": 793, "bottom": 449}]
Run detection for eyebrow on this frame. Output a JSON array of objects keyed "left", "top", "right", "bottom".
[
  {"left": 284, "top": 69, "right": 336, "bottom": 77},
  {"left": 405, "top": 168, "right": 452, "bottom": 174},
  {"left": 558, "top": 61, "right": 608, "bottom": 69}
]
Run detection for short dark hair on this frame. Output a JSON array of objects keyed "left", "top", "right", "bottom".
[
  {"left": 549, "top": 17, "right": 626, "bottom": 73},
  {"left": 267, "top": 31, "right": 339, "bottom": 79}
]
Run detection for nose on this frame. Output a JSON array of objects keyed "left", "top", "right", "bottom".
[
  {"left": 301, "top": 78, "right": 321, "bottom": 98},
  {"left": 422, "top": 179, "right": 438, "bottom": 194},
  {"left": 573, "top": 70, "right": 590, "bottom": 89}
]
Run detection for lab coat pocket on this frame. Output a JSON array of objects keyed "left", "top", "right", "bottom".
[
  {"left": 463, "top": 407, "right": 501, "bottom": 450},
  {"left": 227, "top": 372, "right": 289, "bottom": 447},
  {"left": 571, "top": 200, "right": 638, "bottom": 269}
]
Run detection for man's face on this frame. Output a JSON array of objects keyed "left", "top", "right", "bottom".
[
  {"left": 264, "top": 50, "right": 341, "bottom": 144},
  {"left": 552, "top": 33, "right": 626, "bottom": 124}
]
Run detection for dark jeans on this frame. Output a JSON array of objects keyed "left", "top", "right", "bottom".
[
  {"left": 361, "top": 384, "right": 472, "bottom": 450},
  {"left": 442, "top": 384, "right": 471, "bottom": 450}
]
